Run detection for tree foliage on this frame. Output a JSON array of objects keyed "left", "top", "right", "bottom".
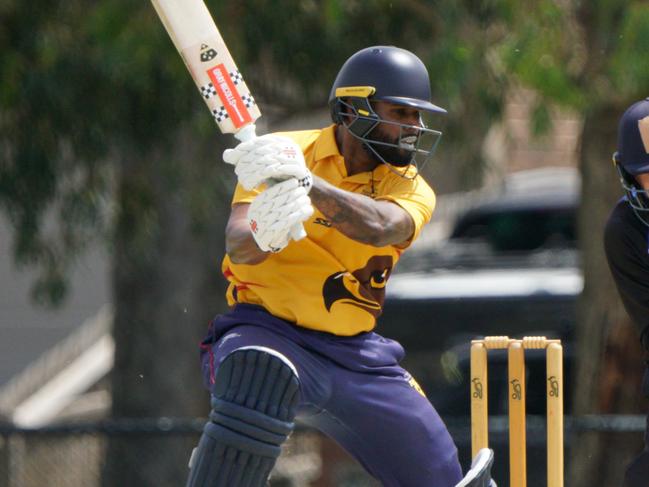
[{"left": 0, "top": 0, "right": 197, "bottom": 304}]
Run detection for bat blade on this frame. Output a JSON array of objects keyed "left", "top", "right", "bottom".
[{"left": 151, "top": 0, "right": 260, "bottom": 138}]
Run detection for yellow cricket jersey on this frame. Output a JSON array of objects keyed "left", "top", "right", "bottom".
[{"left": 222, "top": 124, "right": 436, "bottom": 336}]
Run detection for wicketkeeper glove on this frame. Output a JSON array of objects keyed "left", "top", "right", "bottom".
[
  {"left": 247, "top": 178, "right": 314, "bottom": 253},
  {"left": 223, "top": 134, "right": 313, "bottom": 192}
]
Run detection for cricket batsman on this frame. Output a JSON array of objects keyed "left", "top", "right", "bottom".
[
  {"left": 186, "top": 46, "right": 496, "bottom": 487},
  {"left": 605, "top": 97, "right": 649, "bottom": 487}
]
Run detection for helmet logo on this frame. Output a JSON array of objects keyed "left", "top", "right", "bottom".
[
  {"left": 639, "top": 116, "right": 649, "bottom": 154},
  {"left": 335, "top": 86, "right": 376, "bottom": 98}
]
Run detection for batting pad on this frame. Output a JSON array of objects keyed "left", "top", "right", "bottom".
[{"left": 186, "top": 348, "right": 300, "bottom": 487}]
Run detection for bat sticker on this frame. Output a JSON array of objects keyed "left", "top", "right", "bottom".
[
  {"left": 179, "top": 37, "right": 261, "bottom": 134},
  {"left": 200, "top": 44, "right": 218, "bottom": 62},
  {"left": 207, "top": 64, "right": 252, "bottom": 128}
]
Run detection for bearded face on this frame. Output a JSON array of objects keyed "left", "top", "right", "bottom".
[
  {"left": 364, "top": 123, "right": 418, "bottom": 167},
  {"left": 336, "top": 98, "right": 443, "bottom": 175}
]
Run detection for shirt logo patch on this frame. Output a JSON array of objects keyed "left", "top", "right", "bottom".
[
  {"left": 404, "top": 372, "right": 426, "bottom": 397},
  {"left": 314, "top": 217, "right": 332, "bottom": 227}
]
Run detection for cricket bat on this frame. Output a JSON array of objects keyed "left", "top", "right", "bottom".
[
  {"left": 150, "top": 0, "right": 259, "bottom": 142},
  {"left": 150, "top": 0, "right": 306, "bottom": 239}
]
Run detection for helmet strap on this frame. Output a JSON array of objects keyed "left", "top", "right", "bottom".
[{"left": 615, "top": 162, "right": 649, "bottom": 227}]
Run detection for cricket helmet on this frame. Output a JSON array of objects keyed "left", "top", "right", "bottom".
[
  {"left": 612, "top": 97, "right": 649, "bottom": 225},
  {"left": 329, "top": 46, "right": 446, "bottom": 175}
]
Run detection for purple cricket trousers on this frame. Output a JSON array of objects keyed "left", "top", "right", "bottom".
[{"left": 199, "top": 304, "right": 462, "bottom": 487}]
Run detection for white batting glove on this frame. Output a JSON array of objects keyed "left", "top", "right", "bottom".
[
  {"left": 223, "top": 134, "right": 313, "bottom": 192},
  {"left": 248, "top": 178, "right": 313, "bottom": 253}
]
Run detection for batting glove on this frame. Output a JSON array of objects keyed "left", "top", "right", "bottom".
[
  {"left": 223, "top": 134, "right": 313, "bottom": 192},
  {"left": 247, "top": 178, "right": 313, "bottom": 253}
]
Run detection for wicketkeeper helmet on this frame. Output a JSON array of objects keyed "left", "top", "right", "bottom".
[{"left": 613, "top": 97, "right": 649, "bottom": 226}]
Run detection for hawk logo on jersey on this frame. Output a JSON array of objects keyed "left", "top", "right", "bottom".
[{"left": 322, "top": 255, "right": 393, "bottom": 317}]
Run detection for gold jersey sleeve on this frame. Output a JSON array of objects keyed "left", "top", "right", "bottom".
[
  {"left": 374, "top": 169, "right": 435, "bottom": 249},
  {"left": 222, "top": 125, "right": 435, "bottom": 336}
]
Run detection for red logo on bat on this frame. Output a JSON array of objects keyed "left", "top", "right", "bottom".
[{"left": 207, "top": 64, "right": 252, "bottom": 128}]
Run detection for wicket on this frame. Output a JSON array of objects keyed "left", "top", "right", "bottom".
[{"left": 470, "top": 336, "right": 564, "bottom": 487}]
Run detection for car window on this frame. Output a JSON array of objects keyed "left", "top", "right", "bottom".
[{"left": 450, "top": 207, "right": 576, "bottom": 252}]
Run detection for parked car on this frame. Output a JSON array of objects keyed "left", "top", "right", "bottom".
[{"left": 381, "top": 167, "right": 579, "bottom": 355}]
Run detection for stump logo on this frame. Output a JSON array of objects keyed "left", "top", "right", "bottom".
[{"left": 322, "top": 256, "right": 393, "bottom": 317}]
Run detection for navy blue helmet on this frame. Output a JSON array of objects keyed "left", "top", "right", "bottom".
[
  {"left": 329, "top": 46, "right": 446, "bottom": 175},
  {"left": 613, "top": 97, "right": 649, "bottom": 225}
]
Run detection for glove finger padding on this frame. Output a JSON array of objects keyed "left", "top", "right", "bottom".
[
  {"left": 223, "top": 134, "right": 285, "bottom": 165},
  {"left": 223, "top": 134, "right": 312, "bottom": 191},
  {"left": 248, "top": 179, "right": 313, "bottom": 253},
  {"left": 267, "top": 202, "right": 313, "bottom": 250}
]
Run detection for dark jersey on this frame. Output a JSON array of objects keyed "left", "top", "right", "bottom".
[{"left": 604, "top": 198, "right": 649, "bottom": 352}]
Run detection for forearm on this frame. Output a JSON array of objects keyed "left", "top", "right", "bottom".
[
  {"left": 225, "top": 204, "right": 270, "bottom": 265},
  {"left": 309, "top": 176, "right": 414, "bottom": 246}
]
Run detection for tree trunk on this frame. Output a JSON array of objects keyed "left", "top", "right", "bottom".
[
  {"left": 569, "top": 105, "right": 646, "bottom": 487},
  {"left": 102, "top": 128, "right": 233, "bottom": 487}
]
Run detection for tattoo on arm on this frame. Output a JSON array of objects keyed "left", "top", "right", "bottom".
[{"left": 309, "top": 176, "right": 414, "bottom": 247}]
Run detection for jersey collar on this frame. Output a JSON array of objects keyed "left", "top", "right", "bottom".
[
  {"left": 314, "top": 124, "right": 414, "bottom": 184},
  {"left": 314, "top": 125, "right": 342, "bottom": 162}
]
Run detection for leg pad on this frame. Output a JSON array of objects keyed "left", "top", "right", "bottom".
[{"left": 186, "top": 348, "right": 300, "bottom": 487}]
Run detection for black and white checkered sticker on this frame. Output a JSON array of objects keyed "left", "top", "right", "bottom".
[
  {"left": 212, "top": 107, "right": 229, "bottom": 123},
  {"left": 211, "top": 95, "right": 257, "bottom": 123},
  {"left": 200, "top": 83, "right": 217, "bottom": 100},
  {"left": 298, "top": 173, "right": 313, "bottom": 189},
  {"left": 241, "top": 94, "right": 256, "bottom": 108},
  {"left": 230, "top": 71, "right": 243, "bottom": 85}
]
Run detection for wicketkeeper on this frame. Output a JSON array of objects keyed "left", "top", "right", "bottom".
[
  {"left": 186, "top": 46, "right": 496, "bottom": 487},
  {"left": 605, "top": 97, "right": 649, "bottom": 487}
]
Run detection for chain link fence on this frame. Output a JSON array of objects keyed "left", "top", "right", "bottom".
[
  {"left": 0, "top": 419, "right": 378, "bottom": 487},
  {"left": 0, "top": 415, "right": 645, "bottom": 487}
]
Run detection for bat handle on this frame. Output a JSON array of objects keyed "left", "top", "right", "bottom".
[
  {"left": 290, "top": 224, "right": 307, "bottom": 241},
  {"left": 234, "top": 123, "right": 257, "bottom": 142}
]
